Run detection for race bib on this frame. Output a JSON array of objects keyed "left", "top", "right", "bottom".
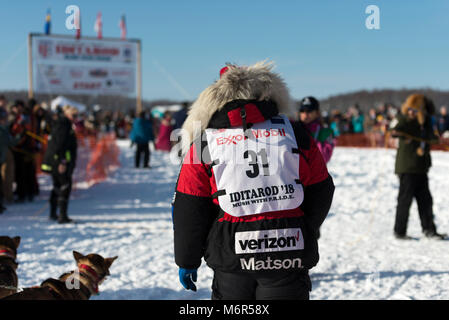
[{"left": 205, "top": 115, "right": 303, "bottom": 217}]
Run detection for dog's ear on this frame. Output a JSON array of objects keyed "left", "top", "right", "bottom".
[
  {"left": 12, "top": 236, "right": 20, "bottom": 249},
  {"left": 104, "top": 256, "right": 118, "bottom": 270},
  {"left": 73, "top": 251, "right": 85, "bottom": 262}
]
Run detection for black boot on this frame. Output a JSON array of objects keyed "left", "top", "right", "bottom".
[
  {"left": 424, "top": 230, "right": 447, "bottom": 240},
  {"left": 49, "top": 210, "right": 58, "bottom": 221},
  {"left": 58, "top": 200, "right": 73, "bottom": 224},
  {"left": 394, "top": 232, "right": 413, "bottom": 240}
]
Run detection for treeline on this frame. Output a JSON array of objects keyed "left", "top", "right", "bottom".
[
  {"left": 2, "top": 88, "right": 449, "bottom": 114},
  {"left": 319, "top": 88, "right": 449, "bottom": 113},
  {"left": 0, "top": 90, "right": 179, "bottom": 112}
]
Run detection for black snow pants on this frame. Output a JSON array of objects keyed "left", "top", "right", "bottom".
[
  {"left": 211, "top": 269, "right": 311, "bottom": 300},
  {"left": 50, "top": 170, "right": 73, "bottom": 219},
  {"left": 135, "top": 142, "right": 150, "bottom": 168},
  {"left": 394, "top": 173, "right": 436, "bottom": 235}
]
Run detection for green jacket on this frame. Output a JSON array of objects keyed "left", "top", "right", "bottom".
[{"left": 393, "top": 114, "right": 437, "bottom": 174}]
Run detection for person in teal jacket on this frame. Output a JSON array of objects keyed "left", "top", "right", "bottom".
[
  {"left": 130, "top": 111, "right": 154, "bottom": 168},
  {"left": 351, "top": 104, "right": 365, "bottom": 133}
]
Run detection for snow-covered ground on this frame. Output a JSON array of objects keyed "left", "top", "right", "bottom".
[{"left": 1, "top": 141, "right": 448, "bottom": 300}]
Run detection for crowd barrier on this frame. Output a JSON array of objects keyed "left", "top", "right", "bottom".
[
  {"left": 35, "top": 132, "right": 120, "bottom": 188},
  {"left": 335, "top": 133, "right": 449, "bottom": 151}
]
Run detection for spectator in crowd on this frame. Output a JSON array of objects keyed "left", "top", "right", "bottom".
[
  {"left": 0, "top": 95, "right": 14, "bottom": 204},
  {"left": 350, "top": 104, "right": 365, "bottom": 133},
  {"left": 155, "top": 111, "right": 174, "bottom": 152},
  {"left": 436, "top": 106, "right": 449, "bottom": 136},
  {"left": 72, "top": 112, "right": 86, "bottom": 135},
  {"left": 330, "top": 111, "right": 344, "bottom": 137},
  {"left": 10, "top": 100, "right": 36, "bottom": 202},
  {"left": 41, "top": 105, "right": 78, "bottom": 224},
  {"left": 0, "top": 109, "right": 20, "bottom": 213},
  {"left": 376, "top": 103, "right": 390, "bottom": 135},
  {"left": 298, "top": 96, "right": 335, "bottom": 163},
  {"left": 364, "top": 108, "right": 383, "bottom": 147},
  {"left": 172, "top": 101, "right": 190, "bottom": 159},
  {"left": 172, "top": 101, "right": 190, "bottom": 131},
  {"left": 391, "top": 94, "right": 445, "bottom": 240},
  {"left": 0, "top": 95, "right": 7, "bottom": 111},
  {"left": 130, "top": 111, "right": 154, "bottom": 168},
  {"left": 113, "top": 111, "right": 128, "bottom": 139}
]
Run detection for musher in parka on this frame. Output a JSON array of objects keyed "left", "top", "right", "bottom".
[{"left": 172, "top": 61, "right": 335, "bottom": 300}]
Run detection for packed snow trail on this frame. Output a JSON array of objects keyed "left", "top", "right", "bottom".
[{"left": 1, "top": 141, "right": 448, "bottom": 299}]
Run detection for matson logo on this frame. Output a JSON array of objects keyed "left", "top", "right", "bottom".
[
  {"left": 240, "top": 257, "right": 302, "bottom": 271},
  {"left": 235, "top": 228, "right": 304, "bottom": 254}
]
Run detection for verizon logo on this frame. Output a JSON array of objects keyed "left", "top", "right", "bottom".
[{"left": 235, "top": 228, "right": 304, "bottom": 254}]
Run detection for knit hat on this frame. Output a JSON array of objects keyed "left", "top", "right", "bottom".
[{"left": 299, "top": 96, "right": 319, "bottom": 112}]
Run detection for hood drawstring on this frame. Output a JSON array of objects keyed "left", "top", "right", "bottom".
[
  {"left": 240, "top": 107, "right": 256, "bottom": 141},
  {"left": 240, "top": 107, "right": 248, "bottom": 132}
]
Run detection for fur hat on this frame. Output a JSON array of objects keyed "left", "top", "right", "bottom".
[
  {"left": 401, "top": 94, "right": 435, "bottom": 126},
  {"left": 180, "top": 60, "right": 295, "bottom": 155},
  {"left": 401, "top": 94, "right": 436, "bottom": 156}
]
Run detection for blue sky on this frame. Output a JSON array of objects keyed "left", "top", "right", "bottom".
[{"left": 1, "top": 0, "right": 449, "bottom": 101}]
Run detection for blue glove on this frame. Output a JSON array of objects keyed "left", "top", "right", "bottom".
[{"left": 179, "top": 268, "right": 197, "bottom": 292}]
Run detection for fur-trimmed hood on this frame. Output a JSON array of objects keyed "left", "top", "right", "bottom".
[
  {"left": 180, "top": 61, "right": 296, "bottom": 155},
  {"left": 401, "top": 93, "right": 435, "bottom": 125}
]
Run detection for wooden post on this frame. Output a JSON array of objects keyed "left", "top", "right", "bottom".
[
  {"left": 27, "top": 33, "right": 34, "bottom": 99},
  {"left": 136, "top": 40, "right": 142, "bottom": 115}
]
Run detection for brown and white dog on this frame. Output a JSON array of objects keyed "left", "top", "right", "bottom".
[
  {"left": 0, "top": 236, "right": 21, "bottom": 299},
  {"left": 2, "top": 251, "right": 117, "bottom": 300}
]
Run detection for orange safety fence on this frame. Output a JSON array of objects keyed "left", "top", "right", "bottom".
[
  {"left": 335, "top": 132, "right": 449, "bottom": 151},
  {"left": 34, "top": 132, "right": 120, "bottom": 187}
]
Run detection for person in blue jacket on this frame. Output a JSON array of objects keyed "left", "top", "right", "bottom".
[{"left": 130, "top": 111, "right": 154, "bottom": 168}]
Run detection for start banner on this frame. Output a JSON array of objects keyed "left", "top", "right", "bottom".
[{"left": 30, "top": 34, "right": 139, "bottom": 96}]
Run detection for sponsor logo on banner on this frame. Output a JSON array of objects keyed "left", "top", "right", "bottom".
[
  {"left": 38, "top": 41, "right": 52, "bottom": 58},
  {"left": 235, "top": 228, "right": 304, "bottom": 254},
  {"left": 70, "top": 69, "right": 83, "bottom": 78},
  {"left": 240, "top": 257, "right": 302, "bottom": 271},
  {"left": 89, "top": 69, "right": 108, "bottom": 77}
]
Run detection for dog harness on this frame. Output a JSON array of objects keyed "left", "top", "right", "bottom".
[
  {"left": 0, "top": 248, "right": 16, "bottom": 260},
  {"left": 78, "top": 264, "right": 101, "bottom": 295}
]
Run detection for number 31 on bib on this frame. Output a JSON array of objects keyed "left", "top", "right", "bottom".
[{"left": 205, "top": 115, "right": 304, "bottom": 217}]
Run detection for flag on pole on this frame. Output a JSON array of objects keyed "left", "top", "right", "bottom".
[
  {"left": 119, "top": 14, "right": 127, "bottom": 40},
  {"left": 75, "top": 8, "right": 81, "bottom": 39},
  {"left": 94, "top": 12, "right": 103, "bottom": 39},
  {"left": 44, "top": 9, "right": 51, "bottom": 35}
]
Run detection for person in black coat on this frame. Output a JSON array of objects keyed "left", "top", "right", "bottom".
[
  {"left": 391, "top": 94, "right": 445, "bottom": 240},
  {"left": 173, "top": 62, "right": 335, "bottom": 300},
  {"left": 41, "top": 105, "right": 78, "bottom": 224}
]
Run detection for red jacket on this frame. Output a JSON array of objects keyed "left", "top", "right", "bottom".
[{"left": 173, "top": 99, "right": 334, "bottom": 272}]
